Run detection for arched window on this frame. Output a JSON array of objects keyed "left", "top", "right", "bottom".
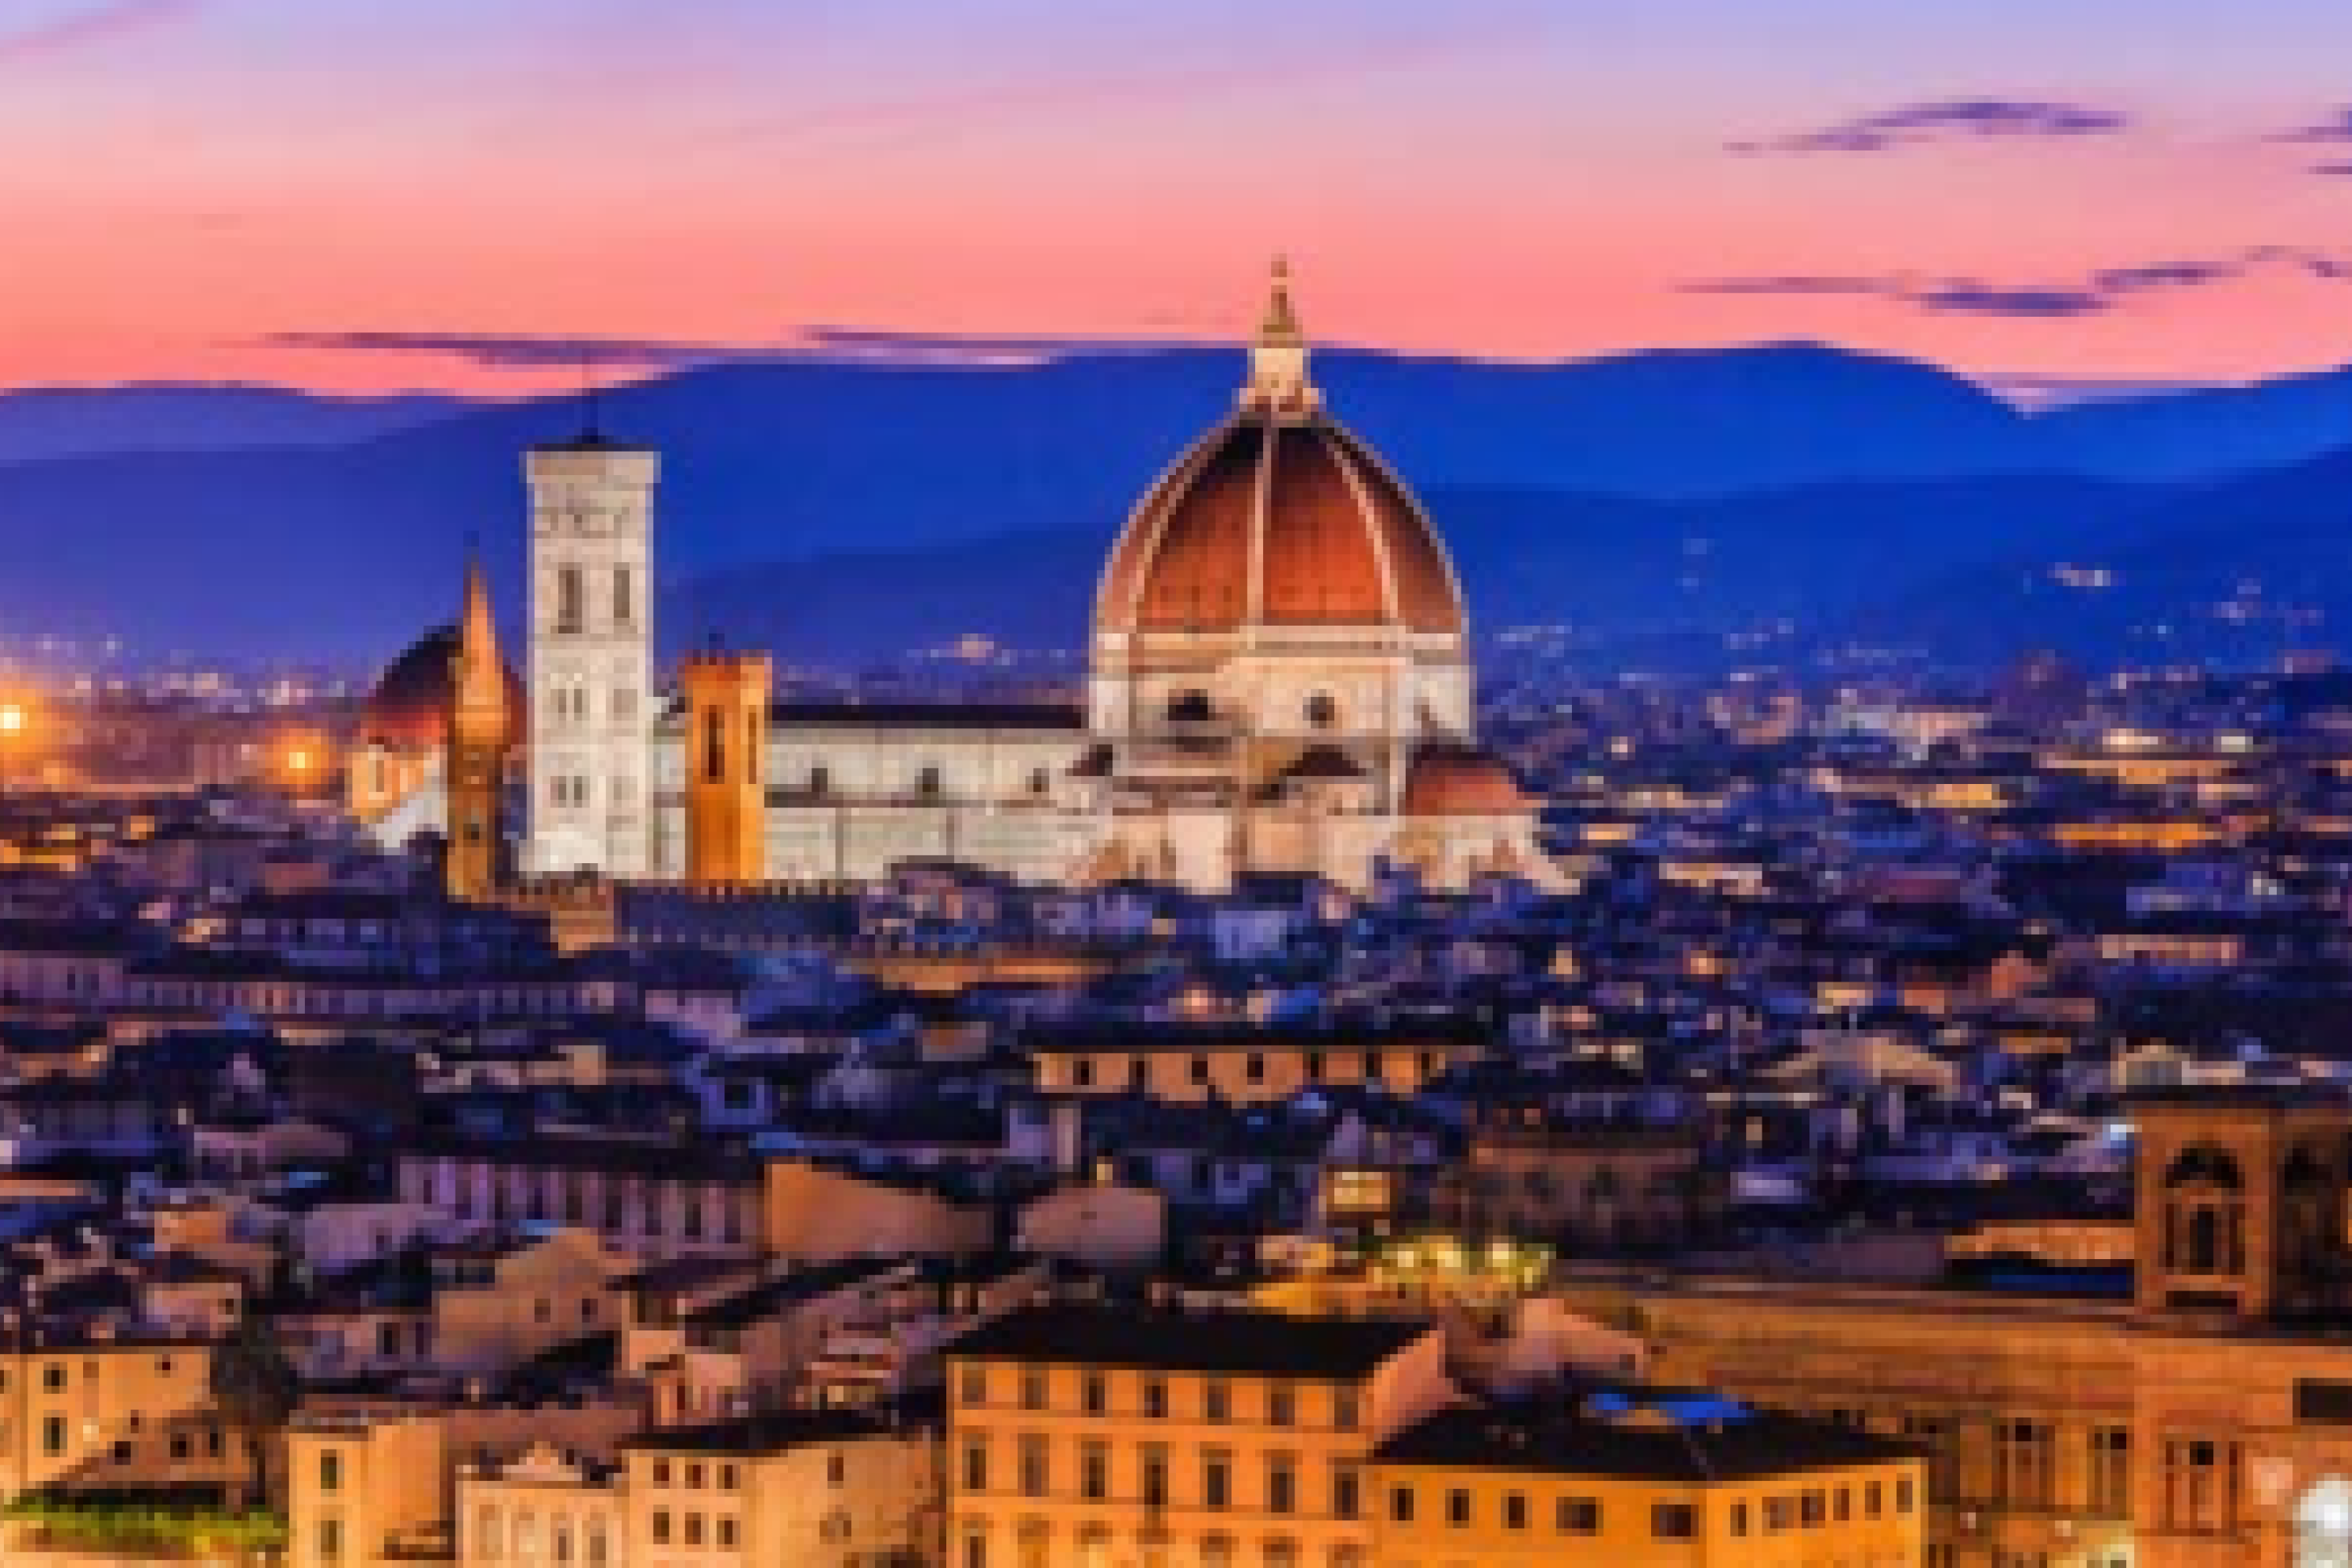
[
  {"left": 808, "top": 764, "right": 830, "bottom": 799},
  {"left": 612, "top": 567, "right": 633, "bottom": 629},
  {"left": 916, "top": 764, "right": 943, "bottom": 800},
  {"left": 1028, "top": 767, "right": 1051, "bottom": 797},
  {"left": 702, "top": 707, "right": 726, "bottom": 783},
  {"left": 743, "top": 710, "right": 760, "bottom": 786},
  {"left": 1305, "top": 691, "right": 1338, "bottom": 729},
  {"left": 555, "top": 567, "right": 584, "bottom": 633},
  {"left": 2165, "top": 1146, "right": 2244, "bottom": 1190}
]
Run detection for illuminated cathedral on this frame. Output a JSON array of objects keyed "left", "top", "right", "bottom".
[{"left": 349, "top": 267, "right": 1555, "bottom": 895}]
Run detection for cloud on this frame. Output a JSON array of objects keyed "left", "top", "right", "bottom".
[
  {"left": 0, "top": 0, "right": 205, "bottom": 67},
  {"left": 264, "top": 325, "right": 1224, "bottom": 373},
  {"left": 1683, "top": 246, "right": 2352, "bottom": 320},
  {"left": 794, "top": 325, "right": 1215, "bottom": 363},
  {"left": 2274, "top": 108, "right": 2352, "bottom": 145},
  {"left": 266, "top": 332, "right": 743, "bottom": 371},
  {"left": 1730, "top": 97, "right": 2130, "bottom": 155},
  {"left": 1910, "top": 284, "right": 2110, "bottom": 318},
  {"left": 1683, "top": 274, "right": 2110, "bottom": 318}
]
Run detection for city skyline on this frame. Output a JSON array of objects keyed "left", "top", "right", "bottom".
[{"left": 12, "top": 0, "right": 2352, "bottom": 394}]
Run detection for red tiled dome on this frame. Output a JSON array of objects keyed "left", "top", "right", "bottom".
[
  {"left": 1097, "top": 265, "right": 1465, "bottom": 640},
  {"left": 1097, "top": 412, "right": 1465, "bottom": 637},
  {"left": 360, "top": 625, "right": 524, "bottom": 750}
]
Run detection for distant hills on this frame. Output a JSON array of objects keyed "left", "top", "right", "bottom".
[
  {"left": 4, "top": 343, "right": 2352, "bottom": 669},
  {"left": 0, "top": 384, "right": 459, "bottom": 464}
]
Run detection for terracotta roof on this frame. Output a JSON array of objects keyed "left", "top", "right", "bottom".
[
  {"left": 950, "top": 1304, "right": 1430, "bottom": 1376},
  {"left": 1098, "top": 410, "right": 1465, "bottom": 637},
  {"left": 1377, "top": 1397, "right": 1920, "bottom": 1483},
  {"left": 361, "top": 626, "right": 524, "bottom": 750}
]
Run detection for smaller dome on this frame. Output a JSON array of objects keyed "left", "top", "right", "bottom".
[
  {"left": 1403, "top": 745, "right": 1529, "bottom": 815},
  {"left": 361, "top": 625, "right": 524, "bottom": 750}
]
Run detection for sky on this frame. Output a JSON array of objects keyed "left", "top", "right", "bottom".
[{"left": 9, "top": 0, "right": 2352, "bottom": 394}]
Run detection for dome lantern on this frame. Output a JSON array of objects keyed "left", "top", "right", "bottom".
[
  {"left": 1242, "top": 256, "right": 1319, "bottom": 418},
  {"left": 1096, "top": 265, "right": 1465, "bottom": 641}
]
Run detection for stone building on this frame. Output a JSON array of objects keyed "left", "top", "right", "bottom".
[
  {"left": 358, "top": 267, "right": 1555, "bottom": 896},
  {"left": 1550, "top": 1086, "right": 2352, "bottom": 1568}
]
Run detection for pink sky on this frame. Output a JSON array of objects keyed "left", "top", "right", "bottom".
[{"left": 8, "top": 0, "right": 2352, "bottom": 393}]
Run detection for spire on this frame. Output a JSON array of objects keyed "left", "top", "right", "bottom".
[
  {"left": 1243, "top": 255, "right": 1319, "bottom": 417},
  {"left": 1260, "top": 254, "right": 1303, "bottom": 344},
  {"left": 452, "top": 547, "right": 508, "bottom": 740}
]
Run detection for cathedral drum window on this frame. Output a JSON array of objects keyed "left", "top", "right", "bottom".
[
  {"left": 1167, "top": 688, "right": 1215, "bottom": 723},
  {"left": 1305, "top": 691, "right": 1338, "bottom": 730}
]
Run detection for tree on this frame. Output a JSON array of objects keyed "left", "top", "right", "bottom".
[{"left": 207, "top": 1308, "right": 301, "bottom": 1510}]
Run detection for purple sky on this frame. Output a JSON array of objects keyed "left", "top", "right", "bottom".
[{"left": 7, "top": 0, "right": 2352, "bottom": 390}]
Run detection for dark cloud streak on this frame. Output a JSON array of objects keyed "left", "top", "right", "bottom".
[
  {"left": 1683, "top": 247, "right": 2352, "bottom": 321},
  {"left": 263, "top": 325, "right": 1227, "bottom": 373},
  {"left": 1730, "top": 97, "right": 2129, "bottom": 155},
  {"left": 2274, "top": 108, "right": 2352, "bottom": 145}
]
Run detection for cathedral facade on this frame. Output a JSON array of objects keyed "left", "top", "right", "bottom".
[{"left": 359, "top": 269, "right": 1554, "bottom": 895}]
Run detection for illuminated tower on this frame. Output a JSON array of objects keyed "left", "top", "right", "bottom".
[
  {"left": 679, "top": 649, "right": 770, "bottom": 885},
  {"left": 524, "top": 426, "right": 657, "bottom": 878},
  {"left": 445, "top": 553, "right": 512, "bottom": 901}
]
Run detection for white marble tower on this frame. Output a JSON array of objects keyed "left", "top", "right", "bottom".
[{"left": 524, "top": 430, "right": 657, "bottom": 878}]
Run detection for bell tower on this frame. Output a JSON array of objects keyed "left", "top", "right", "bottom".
[
  {"left": 2132, "top": 1086, "right": 2351, "bottom": 1324},
  {"left": 444, "top": 553, "right": 511, "bottom": 901},
  {"left": 524, "top": 423, "right": 657, "bottom": 879},
  {"left": 680, "top": 649, "right": 770, "bottom": 886}
]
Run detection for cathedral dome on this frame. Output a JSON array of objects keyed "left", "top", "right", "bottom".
[
  {"left": 1096, "top": 265, "right": 1465, "bottom": 639},
  {"left": 360, "top": 625, "right": 524, "bottom": 750}
]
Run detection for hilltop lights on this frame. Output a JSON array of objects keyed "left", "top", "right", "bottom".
[{"left": 0, "top": 695, "right": 38, "bottom": 793}]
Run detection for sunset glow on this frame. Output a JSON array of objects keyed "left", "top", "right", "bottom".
[{"left": 9, "top": 0, "right": 2352, "bottom": 393}]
